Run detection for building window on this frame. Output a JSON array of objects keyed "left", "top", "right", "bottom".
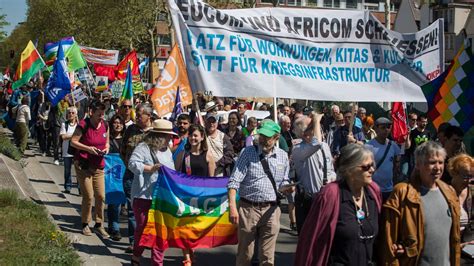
[
  {"left": 446, "top": 34, "right": 455, "bottom": 50},
  {"left": 157, "top": 13, "right": 167, "bottom": 21},
  {"left": 288, "top": 0, "right": 302, "bottom": 5},
  {"left": 158, "top": 34, "right": 171, "bottom": 46},
  {"left": 306, "top": 0, "right": 318, "bottom": 6},
  {"left": 324, "top": 0, "right": 340, "bottom": 8},
  {"left": 346, "top": 0, "right": 357, "bottom": 9}
]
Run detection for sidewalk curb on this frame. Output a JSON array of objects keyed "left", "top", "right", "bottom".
[{"left": 22, "top": 154, "right": 122, "bottom": 265}]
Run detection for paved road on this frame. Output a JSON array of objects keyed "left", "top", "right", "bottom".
[{"left": 30, "top": 147, "right": 298, "bottom": 265}]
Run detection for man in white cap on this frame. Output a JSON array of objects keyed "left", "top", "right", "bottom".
[{"left": 365, "top": 117, "right": 401, "bottom": 201}]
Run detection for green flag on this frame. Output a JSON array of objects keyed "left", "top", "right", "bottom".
[{"left": 65, "top": 42, "right": 87, "bottom": 71}]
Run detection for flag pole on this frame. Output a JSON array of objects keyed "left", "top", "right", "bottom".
[
  {"left": 33, "top": 43, "right": 51, "bottom": 74},
  {"left": 85, "top": 64, "right": 94, "bottom": 97}
]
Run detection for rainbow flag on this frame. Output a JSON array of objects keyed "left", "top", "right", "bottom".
[
  {"left": 44, "top": 37, "right": 74, "bottom": 65},
  {"left": 44, "top": 37, "right": 87, "bottom": 71},
  {"left": 421, "top": 42, "right": 474, "bottom": 132},
  {"left": 139, "top": 166, "right": 238, "bottom": 250},
  {"left": 119, "top": 63, "right": 133, "bottom": 105},
  {"left": 13, "top": 41, "right": 46, "bottom": 89}
]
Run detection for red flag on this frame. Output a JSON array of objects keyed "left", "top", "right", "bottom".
[
  {"left": 391, "top": 102, "right": 408, "bottom": 145},
  {"left": 93, "top": 64, "right": 116, "bottom": 82},
  {"left": 116, "top": 50, "right": 140, "bottom": 80}
]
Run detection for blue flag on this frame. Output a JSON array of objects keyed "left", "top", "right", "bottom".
[
  {"left": 104, "top": 153, "right": 126, "bottom": 204},
  {"left": 169, "top": 87, "right": 183, "bottom": 122},
  {"left": 45, "top": 41, "right": 71, "bottom": 106}
]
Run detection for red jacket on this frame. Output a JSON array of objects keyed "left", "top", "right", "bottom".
[{"left": 294, "top": 180, "right": 382, "bottom": 266}]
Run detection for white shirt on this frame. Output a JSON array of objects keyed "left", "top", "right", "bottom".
[
  {"left": 292, "top": 137, "right": 336, "bottom": 195},
  {"left": 16, "top": 105, "right": 30, "bottom": 123},
  {"left": 60, "top": 121, "right": 77, "bottom": 157},
  {"left": 365, "top": 139, "right": 401, "bottom": 193},
  {"left": 129, "top": 142, "right": 175, "bottom": 200}
]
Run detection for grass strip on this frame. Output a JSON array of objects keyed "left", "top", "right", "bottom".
[{"left": 0, "top": 189, "right": 81, "bottom": 265}]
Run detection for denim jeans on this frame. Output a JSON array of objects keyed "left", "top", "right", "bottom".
[
  {"left": 107, "top": 204, "right": 120, "bottom": 232},
  {"left": 63, "top": 157, "right": 73, "bottom": 191},
  {"left": 123, "top": 170, "right": 136, "bottom": 245}
]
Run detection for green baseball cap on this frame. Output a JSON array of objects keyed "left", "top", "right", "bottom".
[{"left": 257, "top": 120, "right": 281, "bottom": 137}]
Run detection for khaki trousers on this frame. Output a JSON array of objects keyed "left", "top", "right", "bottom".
[
  {"left": 237, "top": 201, "right": 281, "bottom": 266},
  {"left": 15, "top": 122, "right": 28, "bottom": 153},
  {"left": 75, "top": 161, "right": 105, "bottom": 224}
]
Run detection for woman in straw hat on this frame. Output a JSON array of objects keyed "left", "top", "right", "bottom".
[{"left": 128, "top": 119, "right": 177, "bottom": 266}]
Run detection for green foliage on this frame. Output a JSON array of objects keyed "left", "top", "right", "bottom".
[
  {"left": 0, "top": 133, "right": 22, "bottom": 161},
  {"left": 0, "top": 23, "right": 30, "bottom": 70},
  {"left": 26, "top": 0, "right": 162, "bottom": 52},
  {"left": 0, "top": 10, "right": 9, "bottom": 42},
  {"left": 0, "top": 189, "right": 81, "bottom": 265},
  {"left": 1, "top": 0, "right": 166, "bottom": 69}
]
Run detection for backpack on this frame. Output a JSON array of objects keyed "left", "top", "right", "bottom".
[
  {"left": 11, "top": 105, "right": 19, "bottom": 119},
  {"left": 67, "top": 118, "right": 108, "bottom": 156}
]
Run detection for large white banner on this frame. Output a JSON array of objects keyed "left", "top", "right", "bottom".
[
  {"left": 79, "top": 46, "right": 119, "bottom": 65},
  {"left": 169, "top": 0, "right": 443, "bottom": 102}
]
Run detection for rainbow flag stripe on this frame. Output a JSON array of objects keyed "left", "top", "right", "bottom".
[{"left": 140, "top": 167, "right": 237, "bottom": 250}]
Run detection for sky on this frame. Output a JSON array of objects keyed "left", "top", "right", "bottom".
[{"left": 0, "top": 0, "right": 27, "bottom": 36}]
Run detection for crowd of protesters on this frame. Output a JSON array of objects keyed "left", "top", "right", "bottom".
[{"left": 1, "top": 79, "right": 473, "bottom": 266}]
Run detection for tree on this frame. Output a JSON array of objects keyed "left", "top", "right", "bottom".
[{"left": 0, "top": 9, "right": 9, "bottom": 42}]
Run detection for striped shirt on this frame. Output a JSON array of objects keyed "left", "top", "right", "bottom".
[{"left": 228, "top": 145, "right": 290, "bottom": 202}]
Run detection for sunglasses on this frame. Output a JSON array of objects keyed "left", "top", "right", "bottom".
[
  {"left": 359, "top": 162, "right": 375, "bottom": 171},
  {"left": 121, "top": 105, "right": 132, "bottom": 109}
]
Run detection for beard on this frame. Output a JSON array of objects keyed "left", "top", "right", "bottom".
[{"left": 178, "top": 127, "right": 187, "bottom": 134}]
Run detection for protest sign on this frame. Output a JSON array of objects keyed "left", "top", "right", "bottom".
[
  {"left": 151, "top": 44, "right": 193, "bottom": 116},
  {"left": 104, "top": 154, "right": 126, "bottom": 205},
  {"left": 168, "top": 0, "right": 443, "bottom": 102},
  {"left": 80, "top": 46, "right": 119, "bottom": 65},
  {"left": 95, "top": 76, "right": 108, "bottom": 92},
  {"left": 71, "top": 88, "right": 87, "bottom": 103},
  {"left": 110, "top": 81, "right": 123, "bottom": 99},
  {"left": 77, "top": 68, "right": 95, "bottom": 87}
]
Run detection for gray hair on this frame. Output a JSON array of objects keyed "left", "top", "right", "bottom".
[
  {"left": 414, "top": 141, "right": 447, "bottom": 167},
  {"left": 279, "top": 115, "right": 291, "bottom": 124},
  {"left": 67, "top": 106, "right": 77, "bottom": 114},
  {"left": 144, "top": 131, "right": 170, "bottom": 152},
  {"left": 292, "top": 116, "right": 308, "bottom": 138},
  {"left": 335, "top": 144, "right": 374, "bottom": 179},
  {"left": 136, "top": 103, "right": 153, "bottom": 115}
]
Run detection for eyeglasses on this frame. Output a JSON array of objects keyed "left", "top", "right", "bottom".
[
  {"left": 358, "top": 163, "right": 375, "bottom": 171},
  {"left": 121, "top": 105, "right": 132, "bottom": 109},
  {"left": 67, "top": 112, "right": 75, "bottom": 114}
]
